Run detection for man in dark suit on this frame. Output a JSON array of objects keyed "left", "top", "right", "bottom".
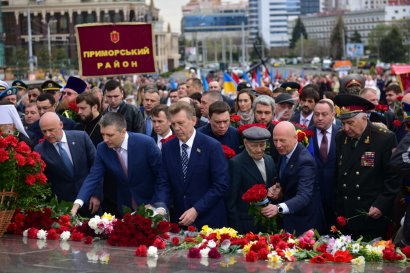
[
  {"left": 71, "top": 112, "right": 162, "bottom": 217},
  {"left": 151, "top": 104, "right": 173, "bottom": 150},
  {"left": 34, "top": 112, "right": 100, "bottom": 217},
  {"left": 334, "top": 94, "right": 401, "bottom": 239},
  {"left": 261, "top": 121, "right": 324, "bottom": 235},
  {"left": 198, "top": 101, "right": 241, "bottom": 154},
  {"left": 155, "top": 101, "right": 229, "bottom": 228},
  {"left": 290, "top": 84, "right": 320, "bottom": 128},
  {"left": 310, "top": 99, "right": 339, "bottom": 229},
  {"left": 226, "top": 126, "right": 276, "bottom": 233},
  {"left": 28, "top": 93, "right": 76, "bottom": 143}
]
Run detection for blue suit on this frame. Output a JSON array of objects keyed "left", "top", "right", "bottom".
[
  {"left": 198, "top": 124, "right": 242, "bottom": 154},
  {"left": 310, "top": 125, "right": 338, "bottom": 229},
  {"left": 278, "top": 143, "right": 325, "bottom": 235},
  {"left": 34, "top": 131, "right": 99, "bottom": 217},
  {"left": 290, "top": 111, "right": 314, "bottom": 128},
  {"left": 76, "top": 132, "right": 162, "bottom": 216},
  {"left": 156, "top": 131, "right": 229, "bottom": 228}
]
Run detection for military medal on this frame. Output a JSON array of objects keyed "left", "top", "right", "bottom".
[{"left": 360, "top": 152, "right": 375, "bottom": 167}]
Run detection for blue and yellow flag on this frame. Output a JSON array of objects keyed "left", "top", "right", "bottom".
[{"left": 223, "top": 72, "right": 237, "bottom": 93}]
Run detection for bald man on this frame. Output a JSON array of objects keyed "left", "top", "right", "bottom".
[
  {"left": 34, "top": 112, "right": 101, "bottom": 217},
  {"left": 262, "top": 121, "right": 325, "bottom": 235}
]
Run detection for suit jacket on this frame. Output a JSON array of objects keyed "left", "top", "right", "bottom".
[
  {"left": 198, "top": 124, "right": 242, "bottom": 154},
  {"left": 34, "top": 131, "right": 99, "bottom": 203},
  {"left": 103, "top": 102, "right": 145, "bottom": 133},
  {"left": 335, "top": 122, "right": 401, "bottom": 238},
  {"left": 278, "top": 143, "right": 325, "bottom": 235},
  {"left": 290, "top": 111, "right": 314, "bottom": 128},
  {"left": 156, "top": 131, "right": 229, "bottom": 228},
  {"left": 77, "top": 132, "right": 162, "bottom": 215},
  {"left": 29, "top": 114, "right": 77, "bottom": 144},
  {"left": 226, "top": 150, "right": 276, "bottom": 233}
]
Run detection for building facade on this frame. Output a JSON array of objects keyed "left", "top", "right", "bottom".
[{"left": 2, "top": 0, "right": 179, "bottom": 75}]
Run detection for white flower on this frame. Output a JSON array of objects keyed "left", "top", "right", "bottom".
[
  {"left": 200, "top": 247, "right": 210, "bottom": 258},
  {"left": 351, "top": 243, "right": 360, "bottom": 253},
  {"left": 221, "top": 239, "right": 231, "bottom": 251},
  {"left": 60, "top": 231, "right": 71, "bottom": 241},
  {"left": 147, "top": 246, "right": 158, "bottom": 258},
  {"left": 87, "top": 251, "right": 99, "bottom": 263},
  {"left": 351, "top": 256, "right": 365, "bottom": 265},
  {"left": 207, "top": 240, "right": 217, "bottom": 249},
  {"left": 22, "top": 229, "right": 29, "bottom": 237},
  {"left": 37, "top": 229, "right": 47, "bottom": 240}
]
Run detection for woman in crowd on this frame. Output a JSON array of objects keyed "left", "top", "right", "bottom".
[{"left": 235, "top": 88, "right": 255, "bottom": 125}]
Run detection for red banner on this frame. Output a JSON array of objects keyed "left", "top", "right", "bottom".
[{"left": 76, "top": 23, "right": 156, "bottom": 77}]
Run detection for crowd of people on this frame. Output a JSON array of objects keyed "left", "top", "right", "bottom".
[{"left": 0, "top": 70, "right": 409, "bottom": 245}]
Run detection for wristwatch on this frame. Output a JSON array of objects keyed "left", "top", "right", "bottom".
[{"left": 277, "top": 204, "right": 284, "bottom": 214}]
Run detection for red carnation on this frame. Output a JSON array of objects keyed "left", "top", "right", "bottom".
[
  {"left": 310, "top": 255, "right": 326, "bottom": 264},
  {"left": 333, "top": 250, "right": 352, "bottom": 263},
  {"left": 47, "top": 229, "right": 60, "bottom": 240},
  {"left": 4, "top": 134, "right": 18, "bottom": 147},
  {"left": 25, "top": 174, "right": 36, "bottom": 186},
  {"left": 257, "top": 247, "right": 270, "bottom": 260},
  {"left": 397, "top": 95, "right": 403, "bottom": 102},
  {"left": 0, "top": 148, "right": 9, "bottom": 163},
  {"left": 68, "top": 101, "right": 79, "bottom": 112},
  {"left": 169, "top": 223, "right": 180, "bottom": 233},
  {"left": 157, "top": 221, "right": 170, "bottom": 234},
  {"left": 153, "top": 238, "right": 166, "bottom": 249},
  {"left": 171, "top": 236, "right": 180, "bottom": 246},
  {"left": 401, "top": 246, "right": 410, "bottom": 258},
  {"left": 383, "top": 247, "right": 403, "bottom": 261},
  {"left": 238, "top": 123, "right": 267, "bottom": 135},
  {"left": 135, "top": 245, "right": 148, "bottom": 257},
  {"left": 297, "top": 131, "right": 306, "bottom": 142},
  {"left": 336, "top": 216, "right": 347, "bottom": 227},
  {"left": 187, "top": 247, "right": 201, "bottom": 259},
  {"left": 222, "top": 145, "right": 236, "bottom": 159},
  {"left": 208, "top": 248, "right": 221, "bottom": 259},
  {"left": 242, "top": 184, "right": 267, "bottom": 203},
  {"left": 317, "top": 243, "right": 328, "bottom": 253},
  {"left": 28, "top": 228, "right": 39, "bottom": 239},
  {"left": 393, "top": 119, "right": 402, "bottom": 127},
  {"left": 187, "top": 225, "right": 196, "bottom": 232},
  {"left": 245, "top": 250, "right": 258, "bottom": 262},
  {"left": 71, "top": 231, "right": 84, "bottom": 241},
  {"left": 16, "top": 141, "right": 31, "bottom": 154},
  {"left": 14, "top": 152, "right": 26, "bottom": 166},
  {"left": 304, "top": 129, "right": 314, "bottom": 138},
  {"left": 84, "top": 236, "right": 93, "bottom": 245},
  {"left": 230, "top": 114, "right": 241, "bottom": 123}
]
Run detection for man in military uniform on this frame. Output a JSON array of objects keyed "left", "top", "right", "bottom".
[
  {"left": 339, "top": 74, "right": 365, "bottom": 95},
  {"left": 41, "top": 80, "right": 62, "bottom": 107},
  {"left": 334, "top": 94, "right": 401, "bottom": 239}
]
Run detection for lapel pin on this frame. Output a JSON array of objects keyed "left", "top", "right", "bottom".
[
  {"left": 197, "top": 148, "right": 201, "bottom": 153},
  {"left": 72, "top": 142, "right": 76, "bottom": 145}
]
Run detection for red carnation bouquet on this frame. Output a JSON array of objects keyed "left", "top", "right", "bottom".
[
  {"left": 62, "top": 102, "right": 79, "bottom": 121},
  {"left": 230, "top": 114, "right": 241, "bottom": 128},
  {"left": 222, "top": 145, "right": 236, "bottom": 159},
  {"left": 0, "top": 134, "right": 50, "bottom": 209},
  {"left": 238, "top": 123, "right": 267, "bottom": 135},
  {"left": 242, "top": 184, "right": 277, "bottom": 233}
]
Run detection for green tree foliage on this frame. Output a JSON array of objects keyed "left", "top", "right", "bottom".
[
  {"left": 290, "top": 17, "right": 308, "bottom": 49},
  {"left": 368, "top": 24, "right": 391, "bottom": 58},
  {"left": 379, "top": 26, "right": 406, "bottom": 63},
  {"left": 330, "top": 15, "right": 344, "bottom": 59},
  {"left": 349, "top": 30, "right": 362, "bottom": 43}
]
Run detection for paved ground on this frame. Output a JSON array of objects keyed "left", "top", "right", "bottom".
[{"left": 0, "top": 236, "right": 408, "bottom": 273}]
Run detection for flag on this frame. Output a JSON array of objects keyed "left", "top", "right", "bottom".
[
  {"left": 170, "top": 78, "right": 177, "bottom": 89},
  {"left": 201, "top": 74, "right": 209, "bottom": 92},
  {"left": 58, "top": 70, "right": 66, "bottom": 86},
  {"left": 256, "top": 68, "right": 261, "bottom": 86},
  {"left": 264, "top": 67, "right": 269, "bottom": 79},
  {"left": 270, "top": 65, "right": 274, "bottom": 82},
  {"left": 223, "top": 72, "right": 237, "bottom": 93},
  {"left": 275, "top": 68, "right": 279, "bottom": 80},
  {"left": 231, "top": 72, "right": 240, "bottom": 84},
  {"left": 300, "top": 68, "right": 305, "bottom": 79},
  {"left": 242, "top": 71, "right": 251, "bottom": 84},
  {"left": 283, "top": 69, "right": 288, "bottom": 80}
]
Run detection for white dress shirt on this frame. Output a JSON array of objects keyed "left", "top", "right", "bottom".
[
  {"left": 278, "top": 142, "right": 298, "bottom": 214},
  {"left": 179, "top": 129, "right": 196, "bottom": 159},
  {"left": 300, "top": 112, "right": 313, "bottom": 127},
  {"left": 157, "top": 130, "right": 173, "bottom": 150}
]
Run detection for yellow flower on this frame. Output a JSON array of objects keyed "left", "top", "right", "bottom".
[
  {"left": 351, "top": 256, "right": 365, "bottom": 265},
  {"left": 267, "top": 252, "right": 282, "bottom": 263},
  {"left": 220, "top": 256, "right": 236, "bottom": 267},
  {"left": 283, "top": 248, "right": 296, "bottom": 262},
  {"left": 243, "top": 242, "right": 254, "bottom": 254},
  {"left": 101, "top": 213, "right": 114, "bottom": 221}
]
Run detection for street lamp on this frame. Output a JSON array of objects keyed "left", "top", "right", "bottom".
[{"left": 45, "top": 19, "right": 57, "bottom": 74}]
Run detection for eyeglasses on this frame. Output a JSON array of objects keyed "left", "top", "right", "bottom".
[{"left": 62, "top": 91, "right": 75, "bottom": 96}]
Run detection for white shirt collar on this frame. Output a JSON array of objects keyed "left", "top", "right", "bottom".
[
  {"left": 301, "top": 112, "right": 313, "bottom": 123},
  {"left": 158, "top": 130, "right": 173, "bottom": 142},
  {"left": 316, "top": 126, "right": 332, "bottom": 135},
  {"left": 179, "top": 129, "right": 196, "bottom": 149},
  {"left": 60, "top": 131, "right": 67, "bottom": 143},
  {"left": 118, "top": 132, "right": 129, "bottom": 151},
  {"left": 285, "top": 142, "right": 298, "bottom": 160}
]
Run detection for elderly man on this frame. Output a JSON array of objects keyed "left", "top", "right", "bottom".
[
  {"left": 226, "top": 126, "right": 276, "bottom": 233},
  {"left": 334, "top": 94, "right": 401, "bottom": 239},
  {"left": 155, "top": 101, "right": 229, "bottom": 228},
  {"left": 274, "top": 93, "right": 296, "bottom": 122},
  {"left": 198, "top": 101, "right": 240, "bottom": 154},
  {"left": 261, "top": 121, "right": 324, "bottom": 235},
  {"left": 359, "top": 87, "right": 394, "bottom": 130},
  {"left": 58, "top": 76, "right": 87, "bottom": 117},
  {"left": 35, "top": 112, "right": 99, "bottom": 217}
]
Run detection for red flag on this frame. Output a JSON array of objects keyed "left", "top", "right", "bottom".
[
  {"left": 275, "top": 68, "right": 279, "bottom": 80},
  {"left": 264, "top": 67, "right": 269, "bottom": 79},
  {"left": 231, "top": 72, "right": 240, "bottom": 84}
]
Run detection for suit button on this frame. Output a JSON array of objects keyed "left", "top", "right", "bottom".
[
  {"left": 356, "top": 184, "right": 359, "bottom": 188},
  {"left": 344, "top": 196, "right": 348, "bottom": 199},
  {"left": 343, "top": 184, "right": 346, "bottom": 188},
  {"left": 183, "top": 195, "right": 186, "bottom": 199},
  {"left": 357, "top": 197, "right": 361, "bottom": 200},
  {"left": 344, "top": 172, "right": 347, "bottom": 176},
  {"left": 356, "top": 171, "right": 360, "bottom": 175}
]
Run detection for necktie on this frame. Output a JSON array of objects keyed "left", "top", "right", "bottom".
[
  {"left": 320, "top": 130, "right": 328, "bottom": 162},
  {"left": 279, "top": 156, "right": 288, "bottom": 180},
  {"left": 115, "top": 147, "right": 128, "bottom": 178},
  {"left": 57, "top": 142, "right": 74, "bottom": 177},
  {"left": 181, "top": 143, "right": 189, "bottom": 181},
  {"left": 146, "top": 116, "right": 152, "bottom": 136},
  {"left": 302, "top": 118, "right": 308, "bottom": 127}
]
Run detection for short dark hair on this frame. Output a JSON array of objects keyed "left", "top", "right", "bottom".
[
  {"left": 385, "top": 83, "right": 402, "bottom": 95},
  {"left": 37, "top": 93, "right": 56, "bottom": 105},
  {"left": 299, "top": 84, "right": 320, "bottom": 103},
  {"left": 76, "top": 92, "right": 100, "bottom": 111},
  {"left": 209, "top": 101, "right": 230, "bottom": 118},
  {"left": 189, "top": 92, "right": 202, "bottom": 104},
  {"left": 100, "top": 112, "right": 126, "bottom": 132},
  {"left": 169, "top": 101, "right": 195, "bottom": 119},
  {"left": 151, "top": 104, "right": 170, "bottom": 120},
  {"left": 104, "top": 80, "right": 121, "bottom": 93},
  {"left": 169, "top": 88, "right": 178, "bottom": 94},
  {"left": 189, "top": 78, "right": 203, "bottom": 89}
]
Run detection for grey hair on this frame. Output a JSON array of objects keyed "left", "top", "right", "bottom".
[
  {"left": 360, "top": 87, "right": 380, "bottom": 100},
  {"left": 253, "top": 95, "right": 275, "bottom": 114}
]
